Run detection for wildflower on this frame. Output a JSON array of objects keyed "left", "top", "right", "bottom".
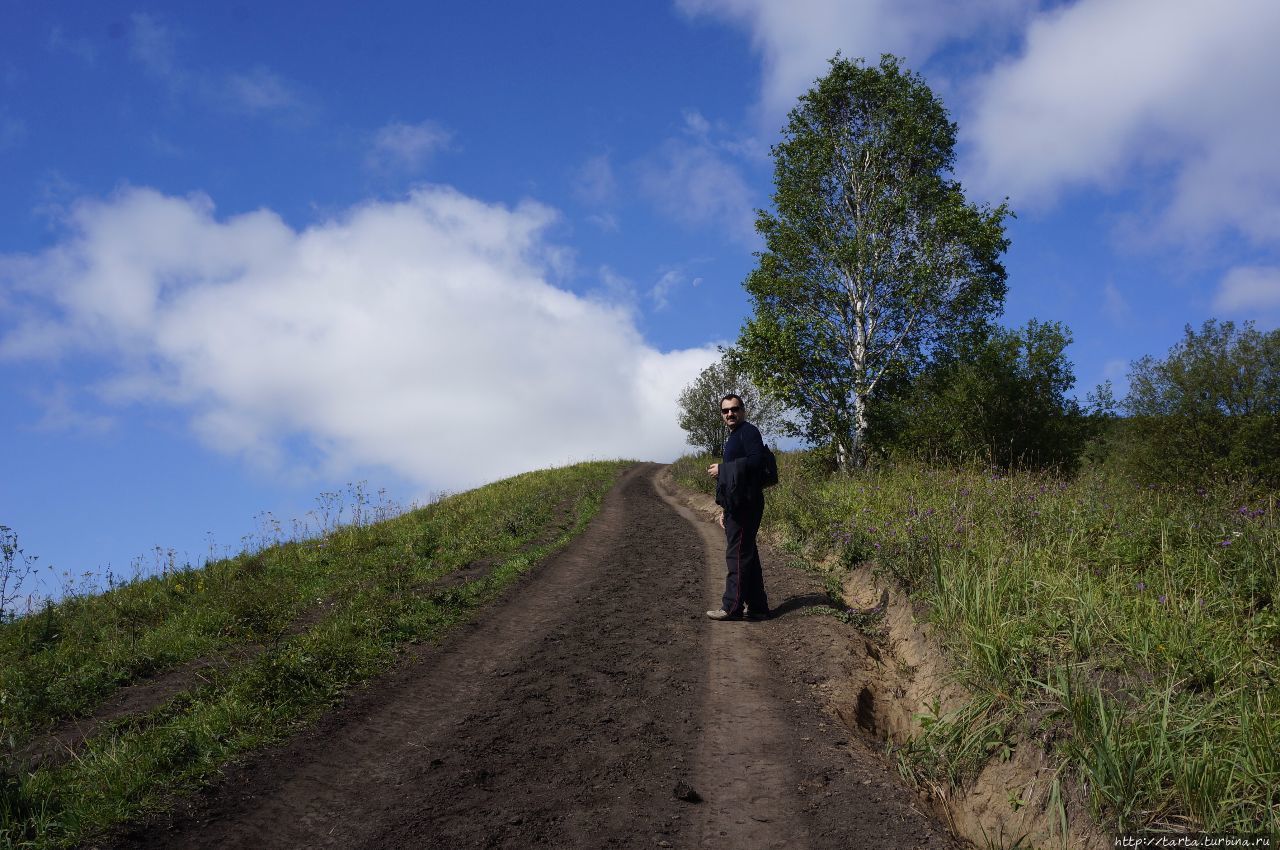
[
  {"left": 1136, "top": 581, "right": 1146, "bottom": 591},
  {"left": 1158, "top": 595, "right": 1167, "bottom": 605},
  {"left": 1219, "top": 539, "right": 1232, "bottom": 547}
]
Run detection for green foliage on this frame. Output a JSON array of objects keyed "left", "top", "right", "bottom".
[
  {"left": 869, "top": 319, "right": 1097, "bottom": 470},
  {"left": 737, "top": 54, "right": 1010, "bottom": 468},
  {"left": 0, "top": 462, "right": 628, "bottom": 849},
  {"left": 1109, "top": 319, "right": 1280, "bottom": 486},
  {"left": 675, "top": 348, "right": 790, "bottom": 456}
]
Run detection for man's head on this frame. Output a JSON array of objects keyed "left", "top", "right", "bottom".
[{"left": 719, "top": 394, "right": 745, "bottom": 427}]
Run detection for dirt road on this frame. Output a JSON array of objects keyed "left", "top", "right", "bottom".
[{"left": 104, "top": 463, "right": 958, "bottom": 849}]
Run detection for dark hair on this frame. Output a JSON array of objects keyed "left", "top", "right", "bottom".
[{"left": 719, "top": 394, "right": 744, "bottom": 410}]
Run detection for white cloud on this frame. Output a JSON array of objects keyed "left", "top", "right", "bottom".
[
  {"left": 675, "top": 0, "right": 1032, "bottom": 120},
  {"left": 595, "top": 266, "right": 638, "bottom": 313},
  {"left": 650, "top": 269, "right": 685, "bottom": 310},
  {"left": 572, "top": 154, "right": 617, "bottom": 206},
  {"left": 0, "top": 112, "right": 25, "bottom": 151},
  {"left": 682, "top": 109, "right": 712, "bottom": 137},
  {"left": 0, "top": 187, "right": 718, "bottom": 490},
  {"left": 586, "top": 212, "right": 620, "bottom": 233},
  {"left": 128, "top": 13, "right": 307, "bottom": 119},
  {"left": 129, "top": 13, "right": 178, "bottom": 79},
  {"left": 649, "top": 262, "right": 707, "bottom": 310},
  {"left": 368, "top": 121, "right": 452, "bottom": 172},
  {"left": 638, "top": 134, "right": 759, "bottom": 246},
  {"left": 222, "top": 67, "right": 303, "bottom": 113},
  {"left": 965, "top": 0, "right": 1280, "bottom": 245},
  {"left": 49, "top": 26, "right": 98, "bottom": 64},
  {"left": 30, "top": 384, "right": 114, "bottom": 435},
  {"left": 1214, "top": 266, "right": 1280, "bottom": 316},
  {"left": 1102, "top": 280, "right": 1130, "bottom": 323}
]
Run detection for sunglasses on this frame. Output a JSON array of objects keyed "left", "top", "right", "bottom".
[{"left": 720, "top": 405, "right": 742, "bottom": 415}]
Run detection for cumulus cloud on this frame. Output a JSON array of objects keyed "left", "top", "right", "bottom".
[
  {"left": 367, "top": 121, "right": 452, "bottom": 172},
  {"left": 965, "top": 0, "right": 1280, "bottom": 245},
  {"left": 1214, "top": 266, "right": 1280, "bottom": 316},
  {"left": 675, "top": 0, "right": 1032, "bottom": 120},
  {"left": 0, "top": 187, "right": 718, "bottom": 490}
]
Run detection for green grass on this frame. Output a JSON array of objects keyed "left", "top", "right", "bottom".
[
  {"left": 671, "top": 451, "right": 1279, "bottom": 835},
  {"left": 0, "top": 460, "right": 631, "bottom": 849}
]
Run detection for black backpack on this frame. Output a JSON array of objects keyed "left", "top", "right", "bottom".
[{"left": 758, "top": 445, "right": 779, "bottom": 488}]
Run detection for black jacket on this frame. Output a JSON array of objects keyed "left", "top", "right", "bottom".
[
  {"left": 714, "top": 457, "right": 756, "bottom": 512},
  {"left": 715, "top": 421, "right": 765, "bottom": 512}
]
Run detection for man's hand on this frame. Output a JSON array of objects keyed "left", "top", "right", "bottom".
[
  {"left": 717, "top": 511, "right": 725, "bottom": 529},
  {"left": 707, "top": 462, "right": 719, "bottom": 478}
]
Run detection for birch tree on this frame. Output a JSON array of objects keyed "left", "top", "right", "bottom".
[{"left": 738, "top": 55, "right": 1010, "bottom": 469}]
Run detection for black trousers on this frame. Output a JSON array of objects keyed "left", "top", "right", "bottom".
[{"left": 722, "top": 496, "right": 768, "bottom": 616}]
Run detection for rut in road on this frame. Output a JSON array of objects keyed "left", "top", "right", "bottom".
[{"left": 104, "top": 463, "right": 957, "bottom": 850}]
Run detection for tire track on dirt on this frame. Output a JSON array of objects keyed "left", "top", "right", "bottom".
[{"left": 101, "top": 463, "right": 959, "bottom": 849}]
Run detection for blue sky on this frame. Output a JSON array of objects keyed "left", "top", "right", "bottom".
[{"left": 3, "top": 0, "right": 1279, "bottom": 605}]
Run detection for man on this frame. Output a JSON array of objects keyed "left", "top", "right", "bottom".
[{"left": 705, "top": 394, "right": 770, "bottom": 621}]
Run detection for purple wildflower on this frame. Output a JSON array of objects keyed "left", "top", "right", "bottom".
[{"left": 1136, "top": 581, "right": 1146, "bottom": 592}]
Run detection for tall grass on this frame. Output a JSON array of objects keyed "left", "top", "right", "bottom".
[
  {"left": 0, "top": 461, "right": 630, "bottom": 849},
  {"left": 671, "top": 452, "right": 1279, "bottom": 834}
]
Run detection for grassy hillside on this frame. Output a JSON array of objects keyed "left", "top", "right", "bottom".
[
  {"left": 672, "top": 452, "right": 1278, "bottom": 836},
  {"left": 0, "top": 461, "right": 632, "bottom": 849}
]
